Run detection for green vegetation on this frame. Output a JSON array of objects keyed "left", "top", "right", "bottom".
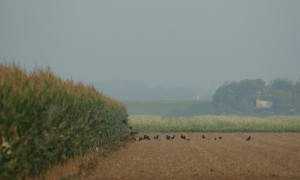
[
  {"left": 129, "top": 115, "right": 300, "bottom": 132},
  {"left": 0, "top": 64, "right": 129, "bottom": 179},
  {"left": 213, "top": 78, "right": 300, "bottom": 115},
  {"left": 123, "top": 100, "right": 214, "bottom": 116}
]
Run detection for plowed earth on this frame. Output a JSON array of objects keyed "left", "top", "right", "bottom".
[{"left": 86, "top": 133, "right": 300, "bottom": 180}]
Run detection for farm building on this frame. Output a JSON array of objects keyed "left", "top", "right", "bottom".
[{"left": 255, "top": 99, "right": 273, "bottom": 109}]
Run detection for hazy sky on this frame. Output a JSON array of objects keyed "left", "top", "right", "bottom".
[{"left": 1, "top": 0, "right": 300, "bottom": 91}]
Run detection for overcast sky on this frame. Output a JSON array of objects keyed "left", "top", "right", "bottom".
[{"left": 1, "top": 0, "right": 300, "bottom": 91}]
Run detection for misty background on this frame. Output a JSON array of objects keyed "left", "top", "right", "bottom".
[{"left": 1, "top": 0, "right": 299, "bottom": 100}]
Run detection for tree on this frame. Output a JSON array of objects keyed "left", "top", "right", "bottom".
[
  {"left": 270, "top": 78, "right": 297, "bottom": 115},
  {"left": 293, "top": 80, "right": 300, "bottom": 114},
  {"left": 213, "top": 79, "right": 267, "bottom": 115}
]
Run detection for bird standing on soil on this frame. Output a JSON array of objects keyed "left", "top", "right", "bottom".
[
  {"left": 154, "top": 135, "right": 159, "bottom": 139},
  {"left": 171, "top": 135, "right": 175, "bottom": 139},
  {"left": 202, "top": 135, "right": 206, "bottom": 139},
  {"left": 219, "top": 136, "right": 222, "bottom": 139},
  {"left": 246, "top": 136, "right": 251, "bottom": 142},
  {"left": 166, "top": 135, "right": 171, "bottom": 140},
  {"left": 181, "top": 134, "right": 186, "bottom": 140},
  {"left": 130, "top": 131, "right": 138, "bottom": 135},
  {"left": 180, "top": 134, "right": 190, "bottom": 141},
  {"left": 144, "top": 135, "right": 150, "bottom": 140}
]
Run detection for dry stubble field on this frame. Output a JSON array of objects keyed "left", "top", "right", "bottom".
[{"left": 85, "top": 133, "right": 300, "bottom": 180}]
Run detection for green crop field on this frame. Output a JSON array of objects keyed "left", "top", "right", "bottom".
[
  {"left": 123, "top": 100, "right": 215, "bottom": 116},
  {"left": 0, "top": 64, "right": 129, "bottom": 179},
  {"left": 129, "top": 115, "right": 300, "bottom": 132}
]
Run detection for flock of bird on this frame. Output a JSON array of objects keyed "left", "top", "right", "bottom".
[{"left": 132, "top": 133, "right": 251, "bottom": 142}]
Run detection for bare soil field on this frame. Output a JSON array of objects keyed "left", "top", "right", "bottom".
[{"left": 85, "top": 133, "right": 300, "bottom": 180}]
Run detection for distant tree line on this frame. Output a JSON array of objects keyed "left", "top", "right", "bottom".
[{"left": 213, "top": 78, "right": 300, "bottom": 115}]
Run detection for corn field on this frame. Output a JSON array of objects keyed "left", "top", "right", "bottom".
[
  {"left": 129, "top": 115, "right": 300, "bottom": 132},
  {"left": 0, "top": 63, "right": 129, "bottom": 179}
]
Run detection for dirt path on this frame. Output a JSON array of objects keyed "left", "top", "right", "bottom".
[{"left": 85, "top": 133, "right": 300, "bottom": 180}]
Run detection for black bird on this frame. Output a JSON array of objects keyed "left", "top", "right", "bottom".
[
  {"left": 130, "top": 131, "right": 138, "bottom": 135},
  {"left": 154, "top": 135, "right": 160, "bottom": 139},
  {"left": 219, "top": 136, "right": 222, "bottom": 139},
  {"left": 144, "top": 135, "right": 150, "bottom": 140},
  {"left": 246, "top": 136, "right": 251, "bottom": 142},
  {"left": 202, "top": 135, "right": 206, "bottom": 139},
  {"left": 171, "top": 135, "right": 175, "bottom": 139},
  {"left": 181, "top": 134, "right": 186, "bottom": 140},
  {"left": 138, "top": 137, "right": 143, "bottom": 141},
  {"left": 166, "top": 135, "right": 171, "bottom": 140}
]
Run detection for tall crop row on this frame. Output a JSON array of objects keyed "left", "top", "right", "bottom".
[{"left": 0, "top": 64, "right": 129, "bottom": 179}]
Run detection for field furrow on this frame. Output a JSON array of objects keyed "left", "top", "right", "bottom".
[{"left": 85, "top": 133, "right": 300, "bottom": 180}]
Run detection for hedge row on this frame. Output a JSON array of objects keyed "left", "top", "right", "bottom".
[{"left": 0, "top": 64, "right": 129, "bottom": 179}]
